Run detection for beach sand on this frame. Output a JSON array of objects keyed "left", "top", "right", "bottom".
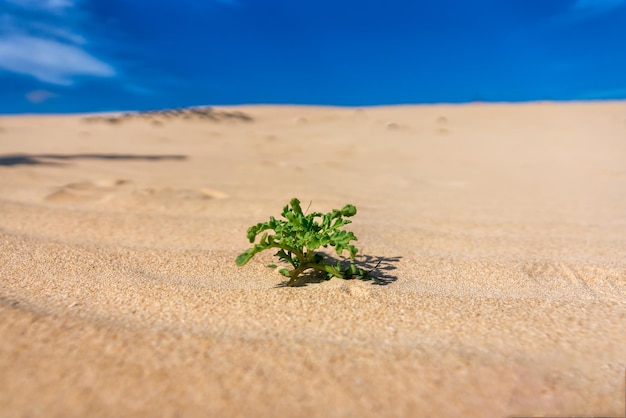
[{"left": 1, "top": 102, "right": 625, "bottom": 417}]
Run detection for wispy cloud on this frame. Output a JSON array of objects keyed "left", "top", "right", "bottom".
[
  {"left": 571, "top": 0, "right": 625, "bottom": 18},
  {"left": 0, "top": 35, "right": 114, "bottom": 85},
  {"left": 5, "top": 0, "right": 75, "bottom": 13},
  {"left": 25, "top": 89, "right": 57, "bottom": 103},
  {"left": 0, "top": 0, "right": 115, "bottom": 85}
]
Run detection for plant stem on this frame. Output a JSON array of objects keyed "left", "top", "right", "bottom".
[
  {"left": 286, "top": 264, "right": 310, "bottom": 286},
  {"left": 286, "top": 262, "right": 347, "bottom": 286}
]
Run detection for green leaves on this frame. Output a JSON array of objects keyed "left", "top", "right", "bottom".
[
  {"left": 340, "top": 204, "right": 357, "bottom": 217},
  {"left": 235, "top": 250, "right": 254, "bottom": 267},
  {"left": 236, "top": 198, "right": 372, "bottom": 286}
]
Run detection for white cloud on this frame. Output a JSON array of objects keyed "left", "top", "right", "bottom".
[
  {"left": 0, "top": 14, "right": 86, "bottom": 45},
  {"left": 28, "top": 21, "right": 86, "bottom": 44},
  {"left": 0, "top": 35, "right": 114, "bottom": 85},
  {"left": 25, "top": 89, "right": 57, "bottom": 103},
  {"left": 0, "top": 0, "right": 115, "bottom": 85},
  {"left": 5, "top": 0, "right": 75, "bottom": 13}
]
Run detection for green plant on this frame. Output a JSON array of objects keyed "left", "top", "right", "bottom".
[{"left": 236, "top": 198, "right": 373, "bottom": 286}]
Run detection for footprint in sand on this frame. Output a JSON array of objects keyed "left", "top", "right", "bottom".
[
  {"left": 45, "top": 180, "right": 228, "bottom": 211},
  {"left": 340, "top": 283, "right": 372, "bottom": 299},
  {"left": 45, "top": 179, "right": 131, "bottom": 203},
  {"left": 129, "top": 187, "right": 228, "bottom": 210},
  {"left": 436, "top": 116, "right": 450, "bottom": 135},
  {"left": 522, "top": 261, "right": 626, "bottom": 301},
  {"left": 385, "top": 122, "right": 400, "bottom": 131}
]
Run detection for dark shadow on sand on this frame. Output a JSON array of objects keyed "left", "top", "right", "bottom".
[
  {"left": 83, "top": 107, "right": 253, "bottom": 124},
  {"left": 0, "top": 153, "right": 187, "bottom": 167},
  {"left": 275, "top": 254, "right": 402, "bottom": 288}
]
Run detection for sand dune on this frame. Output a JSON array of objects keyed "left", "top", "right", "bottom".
[{"left": 1, "top": 102, "right": 625, "bottom": 417}]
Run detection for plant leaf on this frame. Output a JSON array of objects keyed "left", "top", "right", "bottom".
[
  {"left": 341, "top": 204, "right": 357, "bottom": 217},
  {"left": 236, "top": 249, "right": 255, "bottom": 266}
]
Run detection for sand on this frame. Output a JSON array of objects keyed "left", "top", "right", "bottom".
[{"left": 0, "top": 102, "right": 625, "bottom": 417}]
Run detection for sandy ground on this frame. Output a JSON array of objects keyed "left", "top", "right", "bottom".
[{"left": 0, "top": 102, "right": 625, "bottom": 417}]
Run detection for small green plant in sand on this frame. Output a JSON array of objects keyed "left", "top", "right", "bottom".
[{"left": 236, "top": 198, "right": 373, "bottom": 286}]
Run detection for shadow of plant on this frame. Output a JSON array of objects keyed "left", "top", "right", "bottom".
[{"left": 276, "top": 254, "right": 401, "bottom": 287}]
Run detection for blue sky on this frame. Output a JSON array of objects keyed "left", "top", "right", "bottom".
[{"left": 1, "top": 0, "right": 625, "bottom": 113}]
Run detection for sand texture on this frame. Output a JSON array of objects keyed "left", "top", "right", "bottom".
[{"left": 1, "top": 102, "right": 625, "bottom": 417}]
